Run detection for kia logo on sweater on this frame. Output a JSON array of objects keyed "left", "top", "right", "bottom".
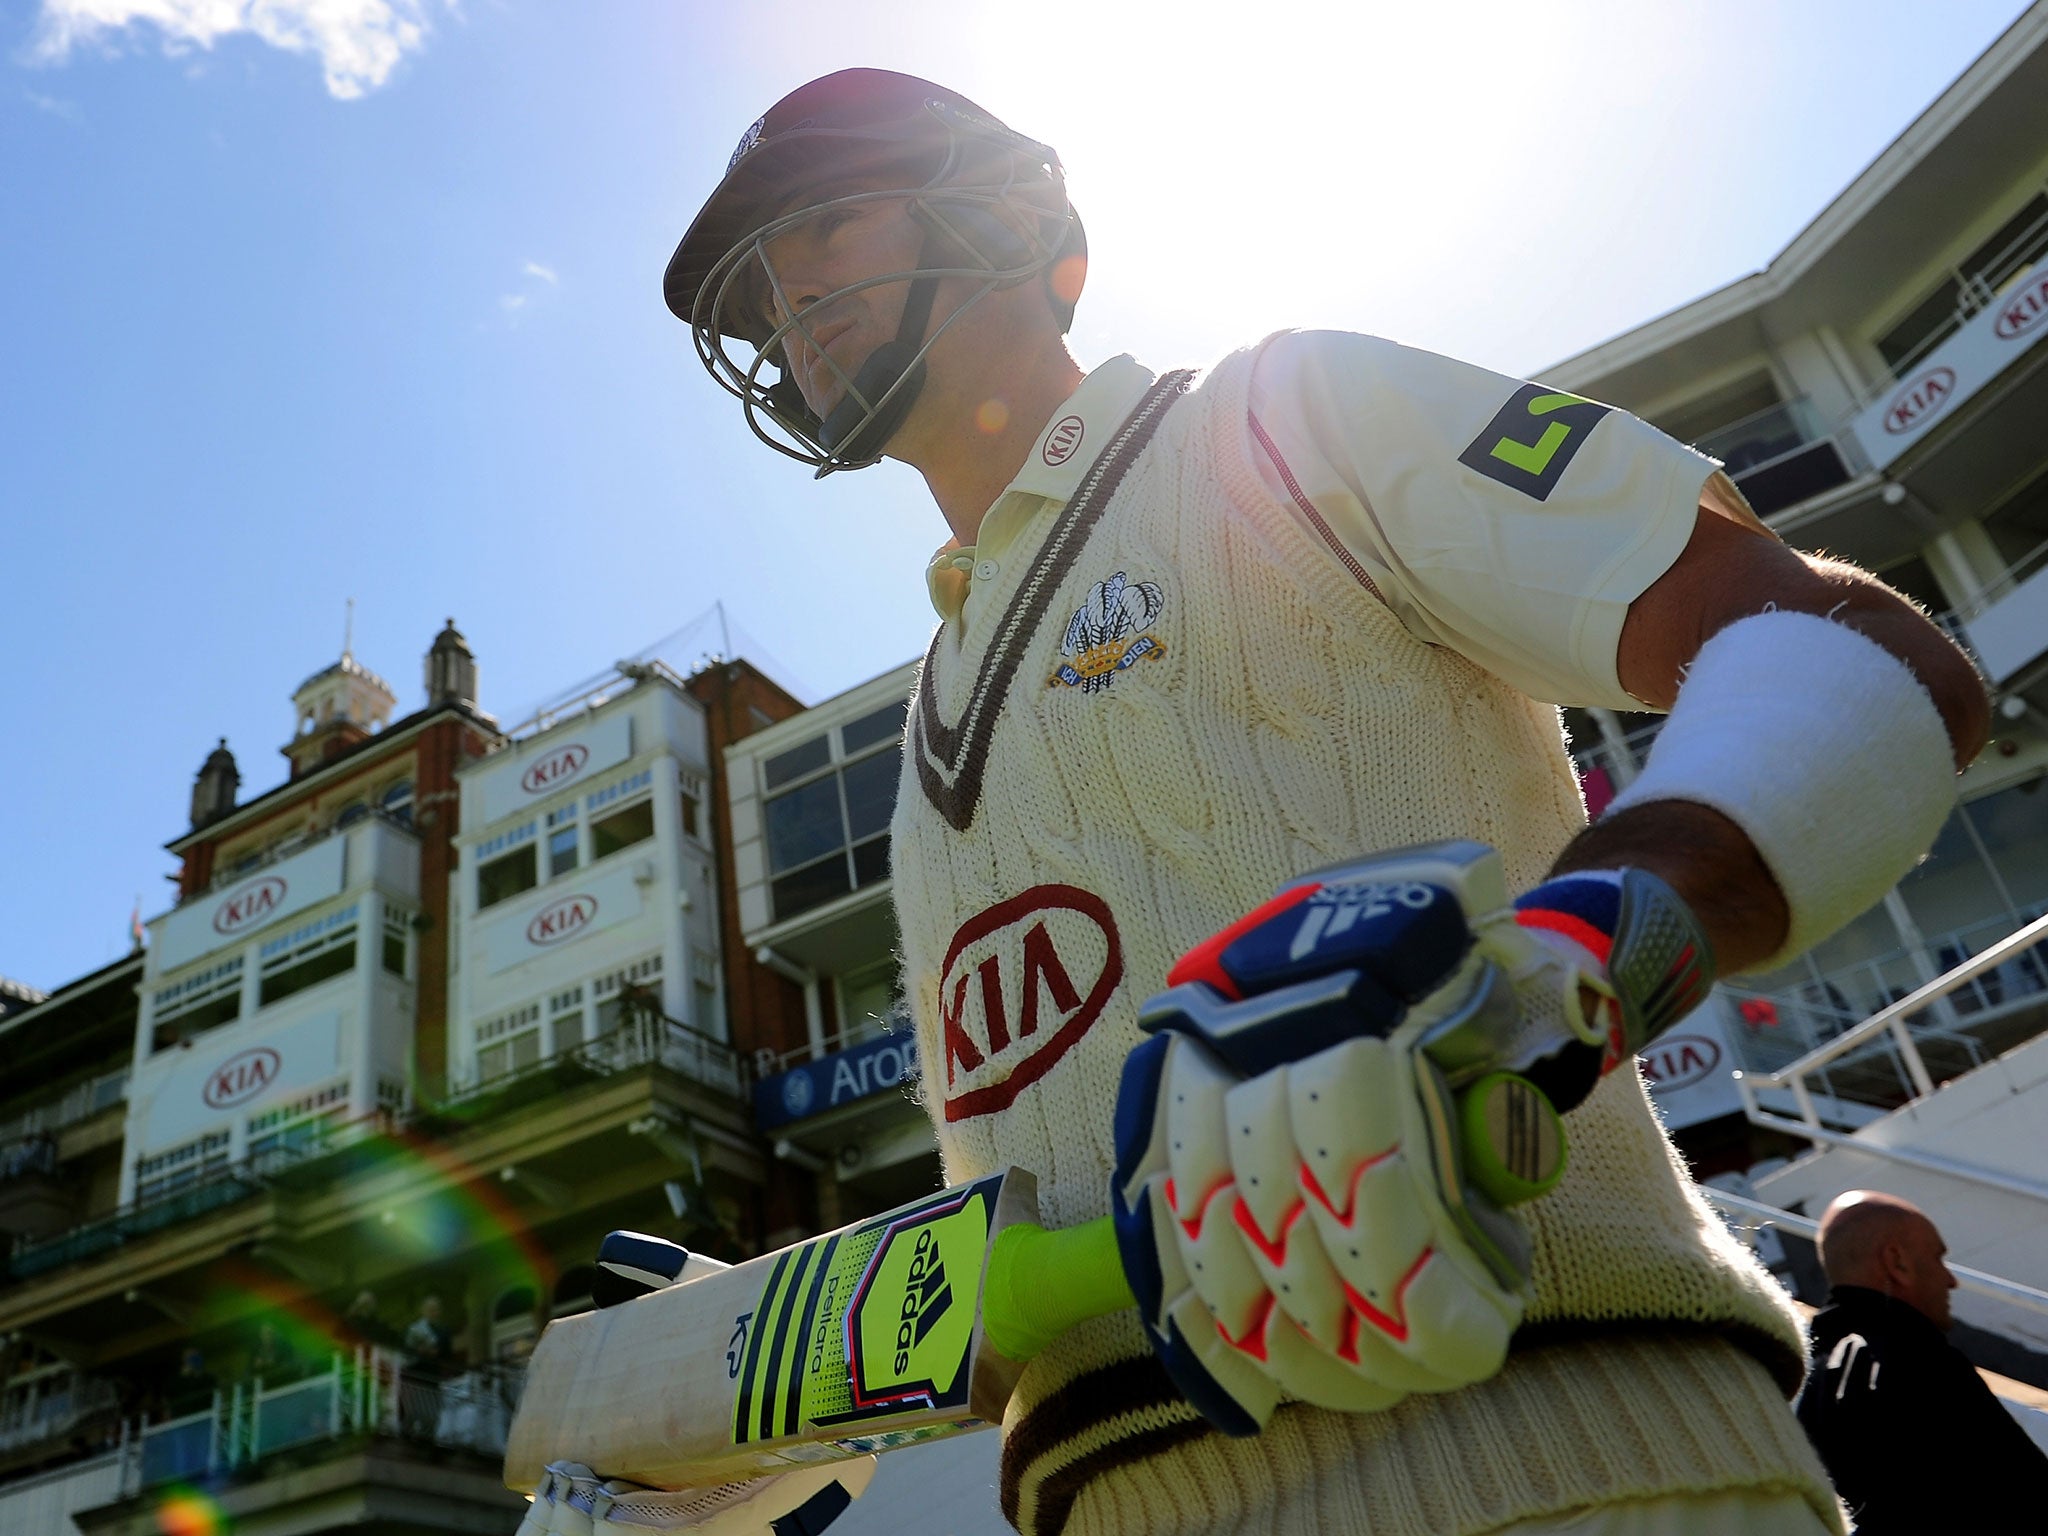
[
  {"left": 214, "top": 877, "right": 287, "bottom": 935},
  {"left": 205, "top": 1048, "right": 281, "bottom": 1109},
  {"left": 521, "top": 743, "right": 590, "bottom": 794},
  {"left": 936, "top": 885, "right": 1123, "bottom": 1121},
  {"left": 527, "top": 895, "right": 598, "bottom": 946}
]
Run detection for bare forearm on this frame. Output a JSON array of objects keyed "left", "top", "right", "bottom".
[{"left": 1551, "top": 801, "right": 1789, "bottom": 975}]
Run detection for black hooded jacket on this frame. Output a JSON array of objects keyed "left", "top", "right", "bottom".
[{"left": 1796, "top": 1285, "right": 2048, "bottom": 1532}]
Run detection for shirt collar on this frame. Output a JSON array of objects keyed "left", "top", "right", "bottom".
[{"left": 923, "top": 354, "right": 1157, "bottom": 620}]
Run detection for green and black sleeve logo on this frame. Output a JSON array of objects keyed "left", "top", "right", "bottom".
[{"left": 1457, "top": 384, "right": 1613, "bottom": 501}]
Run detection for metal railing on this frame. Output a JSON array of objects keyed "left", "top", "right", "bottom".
[
  {"left": 447, "top": 1008, "right": 745, "bottom": 1105},
  {"left": 7, "top": 1164, "right": 269, "bottom": 1282},
  {"left": 0, "top": 1372, "right": 120, "bottom": 1455},
  {"left": 1734, "top": 910, "right": 2048, "bottom": 1139},
  {"left": 120, "top": 1347, "right": 524, "bottom": 1496},
  {"left": 0, "top": 1068, "right": 129, "bottom": 1152},
  {"left": 1704, "top": 1186, "right": 2048, "bottom": 1320}
]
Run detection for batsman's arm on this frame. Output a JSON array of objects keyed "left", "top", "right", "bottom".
[{"left": 1562, "top": 506, "right": 1990, "bottom": 975}]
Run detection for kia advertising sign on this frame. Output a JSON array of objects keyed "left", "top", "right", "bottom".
[
  {"left": 482, "top": 861, "right": 646, "bottom": 975},
  {"left": 154, "top": 837, "right": 347, "bottom": 973},
  {"left": 1638, "top": 1007, "right": 1745, "bottom": 1131},
  {"left": 475, "top": 711, "right": 633, "bottom": 824},
  {"left": 1853, "top": 271, "right": 2048, "bottom": 469},
  {"left": 137, "top": 1010, "right": 344, "bottom": 1155}
]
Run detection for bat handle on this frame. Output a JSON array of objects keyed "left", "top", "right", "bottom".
[
  {"left": 981, "top": 1072, "right": 1563, "bottom": 1365},
  {"left": 983, "top": 1216, "right": 1130, "bottom": 1364}
]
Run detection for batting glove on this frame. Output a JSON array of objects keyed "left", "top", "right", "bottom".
[{"left": 1109, "top": 841, "right": 1712, "bottom": 1435}]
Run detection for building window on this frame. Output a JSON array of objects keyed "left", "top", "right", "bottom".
[
  {"left": 585, "top": 768, "right": 653, "bottom": 815},
  {"left": 835, "top": 959, "right": 902, "bottom": 1051},
  {"left": 335, "top": 801, "right": 371, "bottom": 829},
  {"left": 547, "top": 824, "right": 580, "bottom": 879},
  {"left": 247, "top": 1081, "right": 348, "bottom": 1173},
  {"left": 476, "top": 1004, "right": 542, "bottom": 1084},
  {"left": 478, "top": 844, "right": 539, "bottom": 910},
  {"left": 692, "top": 950, "right": 722, "bottom": 1041},
  {"left": 591, "top": 800, "right": 655, "bottom": 861},
  {"left": 592, "top": 955, "right": 663, "bottom": 1035},
  {"left": 680, "top": 792, "right": 701, "bottom": 840},
  {"left": 1877, "top": 191, "right": 2048, "bottom": 374},
  {"left": 134, "top": 1130, "right": 230, "bottom": 1205},
  {"left": 762, "top": 700, "right": 906, "bottom": 924},
  {"left": 549, "top": 985, "right": 587, "bottom": 1054},
  {"left": 382, "top": 909, "right": 412, "bottom": 977},
  {"left": 257, "top": 905, "right": 360, "bottom": 1007},
  {"left": 381, "top": 779, "right": 415, "bottom": 828},
  {"left": 151, "top": 958, "right": 244, "bottom": 1051}
]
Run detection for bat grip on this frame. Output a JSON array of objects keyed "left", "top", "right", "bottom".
[{"left": 983, "top": 1216, "right": 1132, "bottom": 1364}]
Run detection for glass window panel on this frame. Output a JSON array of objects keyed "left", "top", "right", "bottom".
[
  {"left": 680, "top": 793, "right": 700, "bottom": 839},
  {"left": 554, "top": 1013, "right": 585, "bottom": 1053},
  {"left": 591, "top": 800, "right": 655, "bottom": 861},
  {"left": 852, "top": 833, "right": 891, "bottom": 889},
  {"left": 765, "top": 778, "right": 846, "bottom": 874},
  {"left": 382, "top": 933, "right": 406, "bottom": 976},
  {"left": 259, "top": 941, "right": 357, "bottom": 1007},
  {"left": 1876, "top": 274, "right": 1964, "bottom": 373},
  {"left": 1896, "top": 808, "right": 2000, "bottom": 944},
  {"left": 842, "top": 750, "right": 901, "bottom": 844},
  {"left": 763, "top": 735, "right": 831, "bottom": 790},
  {"left": 478, "top": 845, "right": 538, "bottom": 909},
  {"left": 548, "top": 825, "right": 580, "bottom": 879},
  {"left": 772, "top": 856, "right": 853, "bottom": 923},
  {"left": 841, "top": 699, "right": 910, "bottom": 756},
  {"left": 1969, "top": 779, "right": 2048, "bottom": 912}
]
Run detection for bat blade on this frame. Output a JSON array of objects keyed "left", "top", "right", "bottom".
[{"left": 505, "top": 1168, "right": 1042, "bottom": 1492}]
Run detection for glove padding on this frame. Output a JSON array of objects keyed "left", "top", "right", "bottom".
[
  {"left": 1110, "top": 841, "right": 1612, "bottom": 1434},
  {"left": 517, "top": 1459, "right": 875, "bottom": 1536}
]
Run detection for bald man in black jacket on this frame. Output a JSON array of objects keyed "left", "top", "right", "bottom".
[{"left": 1796, "top": 1190, "right": 2048, "bottom": 1531}]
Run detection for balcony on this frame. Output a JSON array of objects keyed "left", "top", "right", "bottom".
[
  {"left": 448, "top": 999, "right": 745, "bottom": 1107},
  {"left": 0, "top": 1349, "right": 527, "bottom": 1534},
  {"left": 1724, "top": 903, "right": 2048, "bottom": 1119},
  {"left": 0, "top": 1068, "right": 128, "bottom": 1151},
  {"left": 1695, "top": 397, "right": 1853, "bottom": 518}
]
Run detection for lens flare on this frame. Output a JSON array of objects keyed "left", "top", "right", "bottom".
[
  {"left": 976, "top": 399, "right": 1010, "bottom": 434},
  {"left": 154, "top": 1487, "right": 222, "bottom": 1536}
]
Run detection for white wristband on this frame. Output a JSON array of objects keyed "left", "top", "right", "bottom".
[{"left": 1605, "top": 610, "right": 1957, "bottom": 973}]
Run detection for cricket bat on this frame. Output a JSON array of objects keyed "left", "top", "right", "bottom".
[{"left": 502, "top": 1072, "right": 1558, "bottom": 1493}]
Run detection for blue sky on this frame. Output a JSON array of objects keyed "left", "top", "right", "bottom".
[{"left": 0, "top": 0, "right": 2035, "bottom": 991}]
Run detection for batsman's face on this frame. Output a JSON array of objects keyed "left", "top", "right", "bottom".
[{"left": 754, "top": 180, "right": 927, "bottom": 419}]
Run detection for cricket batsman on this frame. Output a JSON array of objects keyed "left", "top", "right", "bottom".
[{"left": 530, "top": 68, "right": 1990, "bottom": 1536}]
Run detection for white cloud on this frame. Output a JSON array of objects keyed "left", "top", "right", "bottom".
[
  {"left": 30, "top": 1, "right": 437, "bottom": 101},
  {"left": 23, "top": 89, "right": 81, "bottom": 120},
  {"left": 499, "top": 292, "right": 526, "bottom": 312},
  {"left": 521, "top": 261, "right": 557, "bottom": 285}
]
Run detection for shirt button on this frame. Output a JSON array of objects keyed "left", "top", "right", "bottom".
[{"left": 974, "top": 560, "right": 1000, "bottom": 582}]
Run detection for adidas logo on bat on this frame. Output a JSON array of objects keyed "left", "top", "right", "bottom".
[{"left": 894, "top": 1230, "right": 953, "bottom": 1374}]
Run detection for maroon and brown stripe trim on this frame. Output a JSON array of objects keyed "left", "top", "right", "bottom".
[
  {"left": 909, "top": 369, "right": 1199, "bottom": 832},
  {"left": 1000, "top": 1354, "right": 1206, "bottom": 1535},
  {"left": 997, "top": 1316, "right": 1804, "bottom": 1535}
]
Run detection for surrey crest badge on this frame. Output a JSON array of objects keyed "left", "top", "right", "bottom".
[{"left": 1049, "top": 571, "right": 1167, "bottom": 692}]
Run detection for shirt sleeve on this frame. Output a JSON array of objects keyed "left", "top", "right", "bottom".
[{"left": 1247, "top": 329, "right": 1757, "bottom": 709}]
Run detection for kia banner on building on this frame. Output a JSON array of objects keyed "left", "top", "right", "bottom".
[
  {"left": 473, "top": 712, "right": 633, "bottom": 825},
  {"left": 153, "top": 838, "right": 348, "bottom": 973},
  {"left": 136, "top": 1009, "right": 346, "bottom": 1155}
]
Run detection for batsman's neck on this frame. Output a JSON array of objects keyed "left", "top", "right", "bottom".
[{"left": 899, "top": 334, "right": 1085, "bottom": 546}]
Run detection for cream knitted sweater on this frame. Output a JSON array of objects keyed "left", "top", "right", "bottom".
[{"left": 890, "top": 345, "right": 1840, "bottom": 1536}]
